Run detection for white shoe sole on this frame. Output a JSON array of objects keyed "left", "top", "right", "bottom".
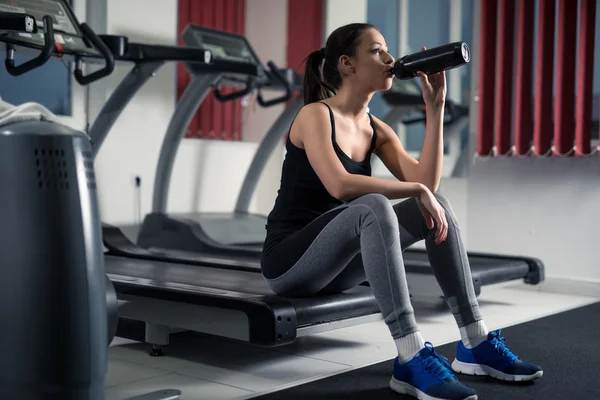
[
  {"left": 451, "top": 359, "right": 544, "bottom": 382},
  {"left": 389, "top": 377, "right": 478, "bottom": 400}
]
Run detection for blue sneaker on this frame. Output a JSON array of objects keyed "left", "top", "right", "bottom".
[
  {"left": 452, "top": 329, "right": 543, "bottom": 382},
  {"left": 391, "top": 342, "right": 477, "bottom": 400}
]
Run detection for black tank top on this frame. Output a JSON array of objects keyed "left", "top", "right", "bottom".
[{"left": 263, "top": 102, "right": 378, "bottom": 257}]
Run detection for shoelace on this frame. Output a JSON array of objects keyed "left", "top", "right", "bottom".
[
  {"left": 422, "top": 342, "right": 455, "bottom": 380},
  {"left": 489, "top": 329, "right": 519, "bottom": 362}
]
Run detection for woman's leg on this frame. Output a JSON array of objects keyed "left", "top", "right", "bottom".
[
  {"left": 392, "top": 193, "right": 543, "bottom": 383},
  {"left": 263, "top": 193, "right": 478, "bottom": 399},
  {"left": 263, "top": 193, "right": 420, "bottom": 352},
  {"left": 263, "top": 193, "right": 477, "bottom": 399},
  {"left": 275, "top": 191, "right": 484, "bottom": 338},
  {"left": 390, "top": 193, "right": 487, "bottom": 346}
]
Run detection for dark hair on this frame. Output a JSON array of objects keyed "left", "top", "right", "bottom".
[{"left": 302, "top": 23, "right": 376, "bottom": 105}]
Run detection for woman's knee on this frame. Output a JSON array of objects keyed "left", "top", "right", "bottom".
[
  {"left": 351, "top": 193, "right": 400, "bottom": 237},
  {"left": 355, "top": 194, "right": 397, "bottom": 221},
  {"left": 356, "top": 193, "right": 390, "bottom": 206}
]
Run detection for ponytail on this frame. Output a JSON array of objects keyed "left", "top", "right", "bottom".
[{"left": 302, "top": 48, "right": 336, "bottom": 105}]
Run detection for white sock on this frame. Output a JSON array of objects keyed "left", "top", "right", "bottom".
[
  {"left": 395, "top": 331, "right": 426, "bottom": 364},
  {"left": 460, "top": 320, "right": 489, "bottom": 349}
]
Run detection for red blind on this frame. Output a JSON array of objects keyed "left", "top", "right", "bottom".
[
  {"left": 177, "top": 0, "right": 246, "bottom": 140},
  {"left": 287, "top": 0, "right": 324, "bottom": 74},
  {"left": 477, "top": 0, "right": 598, "bottom": 157},
  {"left": 286, "top": 0, "right": 323, "bottom": 110}
]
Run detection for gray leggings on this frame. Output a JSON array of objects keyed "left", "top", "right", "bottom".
[{"left": 263, "top": 193, "right": 482, "bottom": 339}]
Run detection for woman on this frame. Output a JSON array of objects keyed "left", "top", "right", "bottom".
[{"left": 260, "top": 23, "right": 542, "bottom": 400}]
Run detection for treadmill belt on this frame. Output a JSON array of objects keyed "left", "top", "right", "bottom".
[
  {"left": 105, "top": 255, "right": 271, "bottom": 297},
  {"left": 103, "top": 223, "right": 260, "bottom": 272}
]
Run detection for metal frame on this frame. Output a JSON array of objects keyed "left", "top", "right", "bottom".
[
  {"left": 150, "top": 74, "right": 304, "bottom": 215},
  {"left": 234, "top": 95, "right": 303, "bottom": 213},
  {"left": 89, "top": 62, "right": 165, "bottom": 158},
  {"left": 151, "top": 73, "right": 219, "bottom": 213}
]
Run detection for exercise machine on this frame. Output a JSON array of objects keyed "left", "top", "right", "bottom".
[
  {"left": 136, "top": 24, "right": 303, "bottom": 258},
  {"left": 129, "top": 26, "right": 543, "bottom": 297},
  {"left": 0, "top": 2, "right": 178, "bottom": 398}
]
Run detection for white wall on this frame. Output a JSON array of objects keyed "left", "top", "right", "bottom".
[
  {"left": 466, "top": 158, "right": 600, "bottom": 281},
  {"left": 325, "top": 0, "right": 367, "bottom": 37},
  {"left": 93, "top": 0, "right": 180, "bottom": 225},
  {"left": 242, "top": 0, "right": 289, "bottom": 216},
  {"left": 244, "top": 0, "right": 288, "bottom": 143},
  {"left": 464, "top": 0, "right": 600, "bottom": 288}
]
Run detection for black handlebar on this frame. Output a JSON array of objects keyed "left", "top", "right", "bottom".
[
  {"left": 213, "top": 76, "right": 256, "bottom": 102},
  {"left": 257, "top": 61, "right": 293, "bottom": 107},
  {"left": 74, "top": 22, "right": 115, "bottom": 85},
  {"left": 5, "top": 15, "right": 54, "bottom": 76}
]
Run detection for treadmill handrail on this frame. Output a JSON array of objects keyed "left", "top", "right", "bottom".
[
  {"left": 214, "top": 75, "right": 257, "bottom": 102},
  {"left": 256, "top": 61, "right": 293, "bottom": 107},
  {"left": 74, "top": 23, "right": 115, "bottom": 85},
  {"left": 116, "top": 42, "right": 215, "bottom": 64}
]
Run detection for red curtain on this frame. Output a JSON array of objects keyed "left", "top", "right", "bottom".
[
  {"left": 475, "top": 0, "right": 497, "bottom": 156},
  {"left": 494, "top": 0, "right": 515, "bottom": 156},
  {"left": 575, "top": 0, "right": 597, "bottom": 156},
  {"left": 477, "top": 0, "right": 598, "bottom": 157},
  {"left": 286, "top": 0, "right": 323, "bottom": 106},
  {"left": 287, "top": 0, "right": 323, "bottom": 74},
  {"left": 177, "top": 0, "right": 246, "bottom": 140},
  {"left": 513, "top": 0, "right": 534, "bottom": 156}
]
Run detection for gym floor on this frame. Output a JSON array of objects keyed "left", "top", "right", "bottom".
[{"left": 104, "top": 280, "right": 599, "bottom": 399}]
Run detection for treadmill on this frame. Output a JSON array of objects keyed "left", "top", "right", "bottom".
[
  {"left": 29, "top": 13, "right": 381, "bottom": 349},
  {"left": 131, "top": 26, "right": 544, "bottom": 297},
  {"left": 135, "top": 24, "right": 304, "bottom": 259}
]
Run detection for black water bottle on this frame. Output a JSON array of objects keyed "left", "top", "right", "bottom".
[{"left": 391, "top": 41, "right": 470, "bottom": 80}]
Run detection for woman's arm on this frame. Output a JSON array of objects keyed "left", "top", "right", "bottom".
[
  {"left": 414, "top": 104, "right": 444, "bottom": 192},
  {"left": 415, "top": 68, "right": 447, "bottom": 192},
  {"left": 371, "top": 66, "right": 447, "bottom": 192},
  {"left": 370, "top": 109, "right": 444, "bottom": 193}
]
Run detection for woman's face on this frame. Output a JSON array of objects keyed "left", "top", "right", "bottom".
[{"left": 340, "top": 28, "right": 395, "bottom": 92}]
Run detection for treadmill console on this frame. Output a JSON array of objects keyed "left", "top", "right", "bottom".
[
  {"left": 0, "top": 0, "right": 100, "bottom": 58},
  {"left": 182, "top": 24, "right": 265, "bottom": 80}
]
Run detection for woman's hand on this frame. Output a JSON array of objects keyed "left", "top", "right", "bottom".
[
  {"left": 416, "top": 46, "right": 447, "bottom": 108},
  {"left": 417, "top": 187, "right": 448, "bottom": 245}
]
